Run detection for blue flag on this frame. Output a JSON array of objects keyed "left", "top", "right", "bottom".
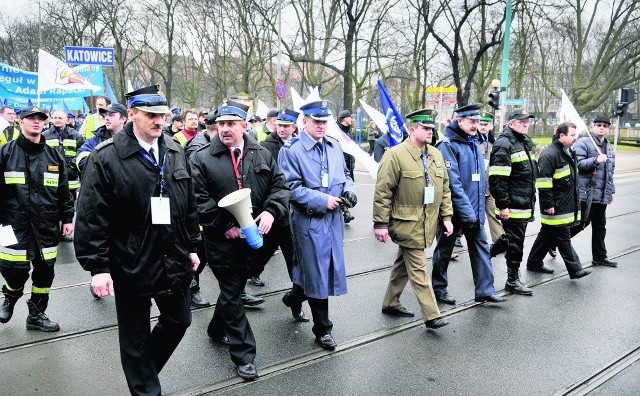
[
  {"left": 104, "top": 75, "right": 118, "bottom": 104},
  {"left": 377, "top": 79, "right": 408, "bottom": 147},
  {"left": 27, "top": 98, "right": 33, "bottom": 107}
]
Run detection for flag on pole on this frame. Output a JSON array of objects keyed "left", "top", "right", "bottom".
[
  {"left": 104, "top": 75, "right": 119, "bottom": 104},
  {"left": 359, "top": 99, "right": 388, "bottom": 134},
  {"left": 37, "top": 49, "right": 101, "bottom": 93},
  {"left": 559, "top": 89, "right": 589, "bottom": 135},
  {"left": 377, "top": 79, "right": 408, "bottom": 146}
]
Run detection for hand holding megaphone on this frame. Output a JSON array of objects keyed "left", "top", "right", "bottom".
[{"left": 218, "top": 188, "right": 263, "bottom": 249}]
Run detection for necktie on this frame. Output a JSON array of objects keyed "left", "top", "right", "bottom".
[
  {"left": 148, "top": 147, "right": 157, "bottom": 163},
  {"left": 234, "top": 148, "right": 241, "bottom": 158}
]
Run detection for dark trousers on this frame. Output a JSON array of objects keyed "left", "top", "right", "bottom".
[
  {"left": 114, "top": 286, "right": 191, "bottom": 396},
  {"left": 501, "top": 220, "right": 529, "bottom": 268},
  {"left": 209, "top": 269, "right": 256, "bottom": 366},
  {"left": 571, "top": 202, "right": 608, "bottom": 261},
  {"left": 287, "top": 285, "right": 332, "bottom": 337},
  {"left": 1, "top": 255, "right": 55, "bottom": 296},
  {"left": 527, "top": 225, "right": 583, "bottom": 274},
  {"left": 432, "top": 221, "right": 496, "bottom": 298}
]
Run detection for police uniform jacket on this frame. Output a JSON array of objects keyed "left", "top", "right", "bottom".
[
  {"left": 74, "top": 123, "right": 201, "bottom": 296},
  {"left": 373, "top": 138, "right": 452, "bottom": 249},
  {"left": 574, "top": 132, "right": 615, "bottom": 204},
  {"left": 536, "top": 140, "right": 580, "bottom": 226},
  {"left": 189, "top": 134, "right": 289, "bottom": 275},
  {"left": 488, "top": 126, "right": 538, "bottom": 222},
  {"left": 278, "top": 131, "right": 353, "bottom": 299},
  {"left": 0, "top": 133, "right": 74, "bottom": 265},
  {"left": 437, "top": 121, "right": 486, "bottom": 225},
  {"left": 43, "top": 125, "right": 83, "bottom": 188}
]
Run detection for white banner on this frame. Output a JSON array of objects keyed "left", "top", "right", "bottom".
[{"left": 37, "top": 49, "right": 101, "bottom": 93}]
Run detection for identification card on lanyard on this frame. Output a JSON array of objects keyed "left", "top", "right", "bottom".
[
  {"left": 140, "top": 149, "right": 171, "bottom": 224},
  {"left": 424, "top": 186, "right": 435, "bottom": 205},
  {"left": 151, "top": 197, "right": 171, "bottom": 224},
  {"left": 472, "top": 173, "right": 481, "bottom": 182},
  {"left": 0, "top": 224, "right": 18, "bottom": 246}
]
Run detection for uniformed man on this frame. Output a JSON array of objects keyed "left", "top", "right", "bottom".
[
  {"left": 488, "top": 108, "right": 539, "bottom": 296},
  {"left": 43, "top": 110, "right": 84, "bottom": 214},
  {"left": 75, "top": 103, "right": 128, "bottom": 174},
  {"left": 79, "top": 95, "right": 110, "bottom": 139},
  {"left": 0, "top": 106, "right": 74, "bottom": 331},
  {"left": 190, "top": 100, "right": 289, "bottom": 380},
  {"left": 278, "top": 99, "right": 357, "bottom": 350},
  {"left": 431, "top": 104, "right": 506, "bottom": 305},
  {"left": 74, "top": 85, "right": 201, "bottom": 394},
  {"left": 374, "top": 108, "right": 452, "bottom": 330},
  {"left": 526, "top": 122, "right": 591, "bottom": 279}
]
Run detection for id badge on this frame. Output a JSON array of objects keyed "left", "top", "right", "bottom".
[
  {"left": 151, "top": 197, "right": 171, "bottom": 224},
  {"left": 472, "top": 173, "right": 481, "bottom": 182},
  {"left": 321, "top": 172, "right": 329, "bottom": 188},
  {"left": 424, "top": 186, "right": 435, "bottom": 205},
  {"left": 0, "top": 224, "right": 18, "bottom": 246}
]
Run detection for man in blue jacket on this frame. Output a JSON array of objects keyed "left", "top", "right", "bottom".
[{"left": 431, "top": 104, "right": 505, "bottom": 305}]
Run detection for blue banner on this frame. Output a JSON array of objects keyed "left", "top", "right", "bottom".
[
  {"left": 0, "top": 62, "right": 104, "bottom": 110},
  {"left": 377, "top": 79, "right": 408, "bottom": 147}
]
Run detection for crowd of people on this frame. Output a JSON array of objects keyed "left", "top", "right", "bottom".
[{"left": 0, "top": 88, "right": 618, "bottom": 394}]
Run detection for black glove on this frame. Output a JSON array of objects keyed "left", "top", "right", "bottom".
[
  {"left": 460, "top": 219, "right": 480, "bottom": 233},
  {"left": 341, "top": 191, "right": 358, "bottom": 208}
]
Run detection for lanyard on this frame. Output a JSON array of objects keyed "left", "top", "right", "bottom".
[
  {"left": 319, "top": 140, "right": 327, "bottom": 173},
  {"left": 421, "top": 150, "right": 431, "bottom": 186},
  {"left": 230, "top": 148, "right": 243, "bottom": 189},
  {"left": 482, "top": 138, "right": 489, "bottom": 160},
  {"left": 140, "top": 149, "right": 167, "bottom": 196},
  {"left": 468, "top": 136, "right": 479, "bottom": 174}
]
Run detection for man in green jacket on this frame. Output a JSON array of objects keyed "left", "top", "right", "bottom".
[{"left": 373, "top": 108, "right": 453, "bottom": 330}]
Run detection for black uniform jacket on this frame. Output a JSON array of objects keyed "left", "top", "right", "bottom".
[
  {"left": 0, "top": 133, "right": 74, "bottom": 260},
  {"left": 74, "top": 123, "right": 201, "bottom": 296},
  {"left": 189, "top": 134, "right": 289, "bottom": 274}
]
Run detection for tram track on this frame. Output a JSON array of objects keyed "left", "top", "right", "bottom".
[
  {"left": 2, "top": 204, "right": 639, "bottom": 356},
  {"left": 175, "top": 245, "right": 640, "bottom": 395}
]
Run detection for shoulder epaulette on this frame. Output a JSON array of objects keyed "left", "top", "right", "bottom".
[
  {"left": 95, "top": 138, "right": 114, "bottom": 151},
  {"left": 282, "top": 136, "right": 299, "bottom": 148}
]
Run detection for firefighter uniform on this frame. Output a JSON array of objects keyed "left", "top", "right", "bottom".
[{"left": 0, "top": 107, "right": 75, "bottom": 331}]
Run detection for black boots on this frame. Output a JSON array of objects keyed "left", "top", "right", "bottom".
[
  {"left": 505, "top": 267, "right": 533, "bottom": 296},
  {"left": 0, "top": 285, "right": 22, "bottom": 324},
  {"left": 26, "top": 298, "right": 60, "bottom": 332}
]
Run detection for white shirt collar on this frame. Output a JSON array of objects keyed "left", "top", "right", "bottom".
[{"left": 134, "top": 134, "right": 159, "bottom": 162}]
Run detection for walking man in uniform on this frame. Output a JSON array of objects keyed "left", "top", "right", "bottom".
[
  {"left": 374, "top": 108, "right": 452, "bottom": 329},
  {"left": 74, "top": 85, "right": 201, "bottom": 395},
  {"left": 431, "top": 104, "right": 506, "bottom": 305},
  {"left": 0, "top": 106, "right": 74, "bottom": 331},
  {"left": 489, "top": 109, "right": 538, "bottom": 296},
  {"left": 278, "top": 99, "right": 357, "bottom": 350}
]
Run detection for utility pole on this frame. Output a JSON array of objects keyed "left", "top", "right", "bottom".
[{"left": 498, "top": 0, "right": 512, "bottom": 132}]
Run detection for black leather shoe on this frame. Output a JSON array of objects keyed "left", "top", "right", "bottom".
[
  {"left": 569, "top": 269, "right": 591, "bottom": 279},
  {"left": 190, "top": 290, "right": 211, "bottom": 307},
  {"left": 236, "top": 363, "right": 258, "bottom": 380},
  {"left": 475, "top": 294, "right": 507, "bottom": 303},
  {"left": 548, "top": 248, "right": 557, "bottom": 258},
  {"left": 527, "top": 264, "right": 554, "bottom": 274},
  {"left": 315, "top": 334, "right": 337, "bottom": 350},
  {"left": 425, "top": 317, "right": 449, "bottom": 329},
  {"left": 293, "top": 310, "right": 310, "bottom": 322},
  {"left": 381, "top": 307, "right": 415, "bottom": 317},
  {"left": 248, "top": 276, "right": 265, "bottom": 287},
  {"left": 208, "top": 331, "right": 230, "bottom": 345},
  {"left": 241, "top": 293, "right": 265, "bottom": 307},
  {"left": 593, "top": 258, "right": 618, "bottom": 267},
  {"left": 435, "top": 292, "right": 456, "bottom": 305}
]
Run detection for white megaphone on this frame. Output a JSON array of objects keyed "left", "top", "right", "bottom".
[{"left": 218, "top": 188, "right": 263, "bottom": 249}]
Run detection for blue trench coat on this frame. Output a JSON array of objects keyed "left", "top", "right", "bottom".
[{"left": 278, "top": 131, "right": 353, "bottom": 299}]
